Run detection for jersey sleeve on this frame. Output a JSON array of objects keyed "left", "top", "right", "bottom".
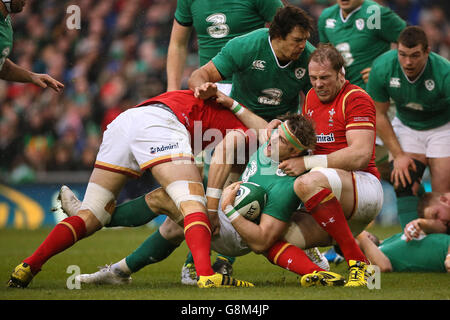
[
  {"left": 366, "top": 55, "right": 390, "bottom": 102},
  {"left": 377, "top": 5, "right": 406, "bottom": 43},
  {"left": 255, "top": 0, "right": 283, "bottom": 22},
  {"left": 174, "top": 0, "right": 193, "bottom": 26},
  {"left": 262, "top": 182, "right": 300, "bottom": 223},
  {"left": 212, "top": 36, "right": 249, "bottom": 80},
  {"left": 343, "top": 91, "right": 376, "bottom": 131}
]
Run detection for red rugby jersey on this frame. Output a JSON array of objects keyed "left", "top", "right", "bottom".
[
  {"left": 135, "top": 90, "right": 249, "bottom": 153},
  {"left": 303, "top": 81, "right": 380, "bottom": 179}
]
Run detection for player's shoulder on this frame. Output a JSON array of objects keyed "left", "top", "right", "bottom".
[
  {"left": 343, "top": 82, "right": 374, "bottom": 104},
  {"left": 227, "top": 28, "right": 268, "bottom": 50},
  {"left": 429, "top": 52, "right": 450, "bottom": 74},
  {"left": 319, "top": 3, "right": 339, "bottom": 19},
  {"left": 372, "top": 50, "right": 398, "bottom": 71}
]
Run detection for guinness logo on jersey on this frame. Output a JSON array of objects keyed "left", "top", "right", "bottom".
[
  {"left": 252, "top": 60, "right": 266, "bottom": 71},
  {"left": 295, "top": 67, "right": 306, "bottom": 80},
  {"left": 317, "top": 133, "right": 335, "bottom": 143},
  {"left": 425, "top": 79, "right": 435, "bottom": 91}
]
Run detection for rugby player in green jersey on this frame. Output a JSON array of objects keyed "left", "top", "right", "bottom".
[
  {"left": 318, "top": 0, "right": 406, "bottom": 89},
  {"left": 0, "top": 0, "right": 63, "bottom": 91},
  {"left": 188, "top": 5, "right": 315, "bottom": 121},
  {"left": 366, "top": 26, "right": 450, "bottom": 229},
  {"left": 167, "top": 0, "right": 283, "bottom": 94}
]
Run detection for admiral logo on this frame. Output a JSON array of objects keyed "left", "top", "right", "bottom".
[
  {"left": 252, "top": 60, "right": 266, "bottom": 71},
  {"left": 317, "top": 133, "right": 335, "bottom": 143},
  {"left": 150, "top": 142, "right": 179, "bottom": 154}
]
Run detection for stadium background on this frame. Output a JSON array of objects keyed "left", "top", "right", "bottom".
[{"left": 0, "top": 0, "right": 448, "bottom": 230}]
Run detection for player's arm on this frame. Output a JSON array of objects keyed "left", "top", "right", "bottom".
[
  {"left": 188, "top": 61, "right": 224, "bottom": 99},
  {"left": 375, "top": 100, "right": 416, "bottom": 188},
  {"left": 221, "top": 182, "right": 288, "bottom": 253},
  {"left": 166, "top": 19, "right": 192, "bottom": 91},
  {"left": 404, "top": 218, "right": 448, "bottom": 242},
  {"left": 0, "top": 58, "right": 64, "bottom": 92},
  {"left": 357, "top": 231, "right": 393, "bottom": 272},
  {"left": 279, "top": 128, "right": 375, "bottom": 175}
]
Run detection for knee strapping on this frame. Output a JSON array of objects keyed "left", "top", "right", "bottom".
[
  {"left": 390, "top": 159, "right": 426, "bottom": 197},
  {"left": 165, "top": 180, "right": 206, "bottom": 210},
  {"left": 79, "top": 183, "right": 116, "bottom": 226},
  {"left": 310, "top": 167, "right": 342, "bottom": 200}
]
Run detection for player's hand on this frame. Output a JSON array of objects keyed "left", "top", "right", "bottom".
[
  {"left": 278, "top": 156, "right": 306, "bottom": 176},
  {"left": 404, "top": 219, "right": 425, "bottom": 242},
  {"left": 220, "top": 181, "right": 242, "bottom": 211},
  {"left": 30, "top": 73, "right": 64, "bottom": 92},
  {"left": 194, "top": 82, "right": 217, "bottom": 100},
  {"left": 215, "top": 90, "right": 234, "bottom": 109},
  {"left": 208, "top": 210, "right": 221, "bottom": 236},
  {"left": 391, "top": 154, "right": 416, "bottom": 189},
  {"left": 360, "top": 67, "right": 371, "bottom": 84}
]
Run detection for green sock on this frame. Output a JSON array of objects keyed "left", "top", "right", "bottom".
[
  {"left": 217, "top": 254, "right": 236, "bottom": 264},
  {"left": 397, "top": 195, "right": 419, "bottom": 229},
  {"left": 125, "top": 229, "right": 179, "bottom": 273},
  {"left": 106, "top": 195, "right": 157, "bottom": 227},
  {"left": 184, "top": 251, "right": 194, "bottom": 265}
]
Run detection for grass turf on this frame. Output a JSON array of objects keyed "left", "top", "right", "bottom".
[{"left": 1, "top": 224, "right": 449, "bottom": 301}]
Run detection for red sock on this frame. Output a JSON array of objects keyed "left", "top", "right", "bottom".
[
  {"left": 183, "top": 212, "right": 214, "bottom": 276},
  {"left": 23, "top": 216, "right": 86, "bottom": 274},
  {"left": 267, "top": 241, "right": 325, "bottom": 275},
  {"left": 305, "top": 189, "right": 368, "bottom": 264}
]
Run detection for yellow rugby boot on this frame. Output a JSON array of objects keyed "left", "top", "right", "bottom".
[
  {"left": 197, "top": 273, "right": 254, "bottom": 288},
  {"left": 7, "top": 263, "right": 34, "bottom": 288},
  {"left": 300, "top": 270, "right": 346, "bottom": 287},
  {"left": 344, "top": 260, "right": 369, "bottom": 287}
]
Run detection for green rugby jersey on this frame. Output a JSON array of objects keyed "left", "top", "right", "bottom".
[
  {"left": 174, "top": 0, "right": 282, "bottom": 72},
  {"left": 367, "top": 50, "right": 450, "bottom": 130},
  {"left": 240, "top": 142, "right": 301, "bottom": 223},
  {"left": 213, "top": 28, "right": 314, "bottom": 121},
  {"left": 0, "top": 14, "right": 13, "bottom": 71},
  {"left": 318, "top": 0, "right": 406, "bottom": 88},
  {"left": 379, "top": 232, "right": 450, "bottom": 272}
]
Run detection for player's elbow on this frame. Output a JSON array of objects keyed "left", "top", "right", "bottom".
[
  {"left": 350, "top": 149, "right": 372, "bottom": 170},
  {"left": 378, "top": 263, "right": 393, "bottom": 273}
]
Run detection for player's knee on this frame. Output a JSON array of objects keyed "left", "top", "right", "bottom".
[
  {"left": 294, "top": 172, "right": 325, "bottom": 200},
  {"left": 79, "top": 183, "right": 116, "bottom": 227},
  {"left": 390, "top": 159, "right": 426, "bottom": 197},
  {"left": 165, "top": 180, "right": 206, "bottom": 214}
]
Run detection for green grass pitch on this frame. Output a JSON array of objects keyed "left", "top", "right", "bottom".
[{"left": 1, "top": 224, "right": 449, "bottom": 301}]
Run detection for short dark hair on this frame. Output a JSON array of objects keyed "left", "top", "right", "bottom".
[
  {"left": 309, "top": 43, "right": 345, "bottom": 73},
  {"left": 398, "top": 26, "right": 429, "bottom": 52},
  {"left": 269, "top": 5, "right": 314, "bottom": 40},
  {"left": 417, "top": 192, "right": 441, "bottom": 218},
  {"left": 278, "top": 113, "right": 316, "bottom": 153}
]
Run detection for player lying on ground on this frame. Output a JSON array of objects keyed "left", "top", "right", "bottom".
[
  {"left": 59, "top": 111, "right": 349, "bottom": 287},
  {"left": 8, "top": 89, "right": 257, "bottom": 289}
]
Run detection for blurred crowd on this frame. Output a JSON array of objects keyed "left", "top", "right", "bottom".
[{"left": 0, "top": 0, "right": 448, "bottom": 183}]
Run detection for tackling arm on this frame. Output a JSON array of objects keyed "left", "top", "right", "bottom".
[{"left": 357, "top": 231, "right": 393, "bottom": 272}]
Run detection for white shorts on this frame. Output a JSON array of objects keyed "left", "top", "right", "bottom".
[
  {"left": 95, "top": 105, "right": 194, "bottom": 177},
  {"left": 392, "top": 117, "right": 450, "bottom": 158},
  {"left": 211, "top": 201, "right": 251, "bottom": 257},
  {"left": 347, "top": 171, "right": 384, "bottom": 236}
]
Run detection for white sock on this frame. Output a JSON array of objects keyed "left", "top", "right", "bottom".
[{"left": 111, "top": 258, "right": 132, "bottom": 277}]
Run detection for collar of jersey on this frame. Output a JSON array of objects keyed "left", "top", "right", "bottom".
[
  {"left": 339, "top": 5, "right": 363, "bottom": 23},
  {"left": 268, "top": 36, "right": 293, "bottom": 69}
]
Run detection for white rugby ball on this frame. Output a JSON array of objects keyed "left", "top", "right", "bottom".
[{"left": 233, "top": 182, "right": 267, "bottom": 221}]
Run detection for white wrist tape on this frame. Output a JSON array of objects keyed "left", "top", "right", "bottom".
[
  {"left": 224, "top": 204, "right": 240, "bottom": 222},
  {"left": 303, "top": 155, "right": 328, "bottom": 170},
  {"left": 231, "top": 100, "right": 245, "bottom": 115},
  {"left": 206, "top": 187, "right": 222, "bottom": 199}
]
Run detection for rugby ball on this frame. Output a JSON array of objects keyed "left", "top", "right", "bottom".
[{"left": 233, "top": 182, "right": 267, "bottom": 221}]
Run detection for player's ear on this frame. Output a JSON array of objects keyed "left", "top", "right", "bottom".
[{"left": 439, "top": 195, "right": 449, "bottom": 206}]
